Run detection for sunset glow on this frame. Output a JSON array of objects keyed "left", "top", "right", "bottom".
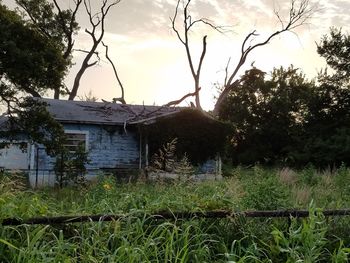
[{"left": 4, "top": 0, "right": 349, "bottom": 109}]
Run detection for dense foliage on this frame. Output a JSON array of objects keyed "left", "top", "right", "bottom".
[
  {"left": 219, "top": 28, "right": 350, "bottom": 167},
  {"left": 0, "top": 167, "right": 349, "bottom": 262},
  {"left": 298, "top": 27, "right": 350, "bottom": 166},
  {"left": 0, "top": 3, "right": 68, "bottom": 154},
  {"left": 317, "top": 27, "right": 350, "bottom": 84},
  {"left": 0, "top": 3, "right": 68, "bottom": 99},
  {"left": 54, "top": 144, "right": 90, "bottom": 187},
  {"left": 145, "top": 109, "right": 231, "bottom": 164},
  {"left": 219, "top": 66, "right": 312, "bottom": 165}
]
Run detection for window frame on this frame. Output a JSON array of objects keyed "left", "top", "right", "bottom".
[{"left": 63, "top": 130, "right": 89, "bottom": 152}]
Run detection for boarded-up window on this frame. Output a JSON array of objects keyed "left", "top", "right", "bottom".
[{"left": 64, "top": 133, "right": 87, "bottom": 152}]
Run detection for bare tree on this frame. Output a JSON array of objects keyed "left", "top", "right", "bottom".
[
  {"left": 213, "top": 0, "right": 314, "bottom": 115},
  {"left": 69, "top": 0, "right": 121, "bottom": 100},
  {"left": 170, "top": 0, "right": 314, "bottom": 114},
  {"left": 171, "top": 0, "right": 226, "bottom": 110},
  {"left": 16, "top": 0, "right": 122, "bottom": 101}
]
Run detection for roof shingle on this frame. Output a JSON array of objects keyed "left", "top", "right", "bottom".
[{"left": 42, "top": 98, "right": 183, "bottom": 125}]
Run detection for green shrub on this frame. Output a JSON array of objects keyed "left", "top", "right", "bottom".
[
  {"left": 335, "top": 164, "right": 350, "bottom": 199},
  {"left": 242, "top": 171, "right": 290, "bottom": 210},
  {"left": 54, "top": 145, "right": 90, "bottom": 187},
  {"left": 270, "top": 206, "right": 328, "bottom": 262},
  {"left": 299, "top": 165, "right": 319, "bottom": 186}
]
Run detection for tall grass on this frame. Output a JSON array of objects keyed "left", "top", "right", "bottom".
[{"left": 0, "top": 166, "right": 349, "bottom": 262}]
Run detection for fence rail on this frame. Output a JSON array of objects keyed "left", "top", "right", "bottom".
[{"left": 2, "top": 209, "right": 350, "bottom": 226}]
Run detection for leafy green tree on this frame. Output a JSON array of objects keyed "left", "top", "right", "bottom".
[
  {"left": 289, "top": 82, "right": 350, "bottom": 166},
  {"left": 0, "top": 3, "right": 65, "bottom": 154},
  {"left": 13, "top": 0, "right": 80, "bottom": 99},
  {"left": 0, "top": 3, "right": 68, "bottom": 100},
  {"left": 14, "top": 0, "right": 122, "bottom": 100},
  {"left": 220, "top": 28, "right": 350, "bottom": 167},
  {"left": 290, "top": 28, "right": 350, "bottom": 166},
  {"left": 219, "top": 66, "right": 313, "bottom": 165},
  {"left": 317, "top": 27, "right": 350, "bottom": 85}
]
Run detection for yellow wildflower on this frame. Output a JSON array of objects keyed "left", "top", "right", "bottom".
[{"left": 103, "top": 183, "right": 112, "bottom": 190}]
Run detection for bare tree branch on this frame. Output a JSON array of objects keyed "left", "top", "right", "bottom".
[
  {"left": 188, "top": 18, "right": 229, "bottom": 34},
  {"left": 169, "top": 0, "right": 226, "bottom": 109},
  {"left": 224, "top": 57, "right": 231, "bottom": 87},
  {"left": 15, "top": 0, "right": 121, "bottom": 101},
  {"left": 164, "top": 88, "right": 201, "bottom": 107},
  {"left": 102, "top": 41, "right": 126, "bottom": 104},
  {"left": 74, "top": 49, "right": 99, "bottom": 55},
  {"left": 212, "top": 0, "right": 315, "bottom": 115},
  {"left": 68, "top": 0, "right": 121, "bottom": 100}
]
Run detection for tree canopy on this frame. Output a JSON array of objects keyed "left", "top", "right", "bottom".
[
  {"left": 8, "top": 0, "right": 121, "bottom": 100},
  {"left": 0, "top": 3, "right": 66, "bottom": 154},
  {"left": 0, "top": 0, "right": 121, "bottom": 153},
  {"left": 317, "top": 27, "right": 350, "bottom": 85},
  {"left": 0, "top": 3, "right": 68, "bottom": 100},
  {"left": 294, "top": 28, "right": 350, "bottom": 166},
  {"left": 219, "top": 66, "right": 313, "bottom": 165},
  {"left": 220, "top": 28, "right": 350, "bottom": 167}
]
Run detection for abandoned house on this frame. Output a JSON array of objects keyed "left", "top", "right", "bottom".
[{"left": 0, "top": 99, "right": 228, "bottom": 187}]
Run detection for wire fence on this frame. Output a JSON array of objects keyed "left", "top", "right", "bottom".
[{"left": 1, "top": 168, "right": 138, "bottom": 188}]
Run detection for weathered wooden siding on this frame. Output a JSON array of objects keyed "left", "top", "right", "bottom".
[
  {"left": 0, "top": 143, "right": 30, "bottom": 170},
  {"left": 36, "top": 123, "right": 140, "bottom": 171}
]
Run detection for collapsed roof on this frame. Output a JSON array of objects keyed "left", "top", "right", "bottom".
[{"left": 42, "top": 98, "right": 183, "bottom": 125}]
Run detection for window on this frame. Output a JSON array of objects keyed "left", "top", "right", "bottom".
[{"left": 64, "top": 131, "right": 88, "bottom": 152}]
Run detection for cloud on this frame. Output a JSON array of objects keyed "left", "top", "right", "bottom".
[{"left": 3, "top": 0, "right": 349, "bottom": 109}]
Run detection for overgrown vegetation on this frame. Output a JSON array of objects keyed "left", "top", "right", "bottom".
[
  {"left": 0, "top": 166, "right": 349, "bottom": 262},
  {"left": 54, "top": 144, "right": 90, "bottom": 187},
  {"left": 145, "top": 109, "right": 231, "bottom": 164},
  {"left": 220, "top": 28, "right": 350, "bottom": 168}
]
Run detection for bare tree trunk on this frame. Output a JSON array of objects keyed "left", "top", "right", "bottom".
[
  {"left": 54, "top": 89, "right": 60, "bottom": 99},
  {"left": 69, "top": 42, "right": 99, "bottom": 100},
  {"left": 213, "top": 80, "right": 239, "bottom": 115}
]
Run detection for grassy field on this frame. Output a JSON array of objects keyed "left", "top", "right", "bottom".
[{"left": 0, "top": 166, "right": 349, "bottom": 262}]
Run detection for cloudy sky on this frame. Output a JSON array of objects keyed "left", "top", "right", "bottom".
[{"left": 7, "top": 0, "right": 350, "bottom": 109}]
